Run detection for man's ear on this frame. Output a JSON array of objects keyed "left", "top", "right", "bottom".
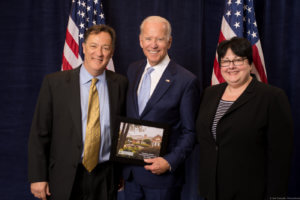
[
  {"left": 139, "top": 34, "right": 144, "bottom": 49},
  {"left": 167, "top": 36, "right": 172, "bottom": 49}
]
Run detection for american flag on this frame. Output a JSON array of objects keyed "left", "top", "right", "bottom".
[
  {"left": 211, "top": 0, "right": 267, "bottom": 85},
  {"left": 62, "top": 0, "right": 114, "bottom": 71}
]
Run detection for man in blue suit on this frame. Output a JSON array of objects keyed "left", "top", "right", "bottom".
[{"left": 123, "top": 16, "right": 200, "bottom": 200}]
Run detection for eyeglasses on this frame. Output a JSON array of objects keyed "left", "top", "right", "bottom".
[{"left": 220, "top": 58, "right": 246, "bottom": 67}]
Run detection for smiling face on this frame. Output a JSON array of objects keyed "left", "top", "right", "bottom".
[
  {"left": 82, "top": 31, "right": 113, "bottom": 76},
  {"left": 220, "top": 48, "right": 252, "bottom": 88},
  {"left": 139, "top": 20, "right": 172, "bottom": 66}
]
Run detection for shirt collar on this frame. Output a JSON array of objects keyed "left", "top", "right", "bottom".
[
  {"left": 80, "top": 65, "right": 106, "bottom": 85},
  {"left": 145, "top": 55, "right": 170, "bottom": 71}
]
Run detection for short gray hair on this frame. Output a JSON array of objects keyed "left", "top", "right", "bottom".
[{"left": 140, "top": 16, "right": 172, "bottom": 39}]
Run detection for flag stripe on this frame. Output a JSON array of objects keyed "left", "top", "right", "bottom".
[
  {"left": 62, "top": 55, "right": 73, "bottom": 71},
  {"left": 65, "top": 29, "right": 79, "bottom": 58},
  {"left": 218, "top": 30, "right": 226, "bottom": 43},
  {"left": 252, "top": 44, "right": 268, "bottom": 83},
  {"left": 255, "top": 40, "right": 266, "bottom": 74},
  {"left": 63, "top": 42, "right": 82, "bottom": 67},
  {"left": 212, "top": 31, "right": 226, "bottom": 85},
  {"left": 213, "top": 56, "right": 225, "bottom": 84},
  {"left": 221, "top": 17, "right": 236, "bottom": 39}
]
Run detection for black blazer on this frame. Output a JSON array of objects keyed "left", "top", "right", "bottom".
[
  {"left": 28, "top": 67, "right": 128, "bottom": 200},
  {"left": 196, "top": 78, "right": 293, "bottom": 200}
]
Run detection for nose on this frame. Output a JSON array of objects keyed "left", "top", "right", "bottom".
[
  {"left": 228, "top": 61, "right": 236, "bottom": 68},
  {"left": 150, "top": 39, "right": 158, "bottom": 48},
  {"left": 96, "top": 47, "right": 104, "bottom": 56}
]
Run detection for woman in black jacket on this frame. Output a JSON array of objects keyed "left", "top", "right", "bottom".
[{"left": 196, "top": 37, "right": 293, "bottom": 200}]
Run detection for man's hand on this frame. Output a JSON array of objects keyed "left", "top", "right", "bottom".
[
  {"left": 118, "top": 178, "right": 124, "bottom": 192},
  {"left": 144, "top": 157, "right": 170, "bottom": 175},
  {"left": 30, "top": 181, "right": 51, "bottom": 200}
]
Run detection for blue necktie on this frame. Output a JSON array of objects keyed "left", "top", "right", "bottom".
[{"left": 138, "top": 67, "right": 154, "bottom": 115}]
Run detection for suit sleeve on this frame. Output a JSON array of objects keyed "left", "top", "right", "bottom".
[
  {"left": 164, "top": 77, "right": 200, "bottom": 171},
  {"left": 266, "top": 89, "right": 293, "bottom": 198},
  {"left": 28, "top": 76, "right": 52, "bottom": 183}
]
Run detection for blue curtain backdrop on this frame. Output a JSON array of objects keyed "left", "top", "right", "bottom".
[{"left": 0, "top": 0, "right": 299, "bottom": 199}]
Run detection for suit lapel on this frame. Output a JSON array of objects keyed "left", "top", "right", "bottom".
[
  {"left": 224, "top": 78, "right": 257, "bottom": 117},
  {"left": 68, "top": 67, "right": 83, "bottom": 142},
  {"left": 133, "top": 61, "right": 147, "bottom": 118},
  {"left": 140, "top": 60, "right": 176, "bottom": 117},
  {"left": 106, "top": 70, "right": 118, "bottom": 139},
  {"left": 202, "top": 79, "right": 256, "bottom": 143},
  {"left": 206, "top": 83, "right": 227, "bottom": 142}
]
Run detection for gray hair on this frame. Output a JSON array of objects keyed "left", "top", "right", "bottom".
[{"left": 140, "top": 16, "right": 172, "bottom": 39}]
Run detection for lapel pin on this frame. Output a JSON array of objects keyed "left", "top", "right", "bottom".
[{"left": 165, "top": 79, "right": 170, "bottom": 83}]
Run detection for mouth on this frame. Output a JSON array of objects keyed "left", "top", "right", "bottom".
[
  {"left": 227, "top": 70, "right": 239, "bottom": 75},
  {"left": 148, "top": 50, "right": 159, "bottom": 54},
  {"left": 93, "top": 58, "right": 103, "bottom": 62}
]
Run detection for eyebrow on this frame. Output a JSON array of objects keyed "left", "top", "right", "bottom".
[
  {"left": 89, "top": 43, "right": 111, "bottom": 46},
  {"left": 222, "top": 56, "right": 242, "bottom": 60}
]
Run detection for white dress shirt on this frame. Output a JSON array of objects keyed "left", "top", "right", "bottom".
[{"left": 138, "top": 55, "right": 170, "bottom": 97}]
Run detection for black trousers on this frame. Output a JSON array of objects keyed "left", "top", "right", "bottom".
[{"left": 69, "top": 162, "right": 117, "bottom": 200}]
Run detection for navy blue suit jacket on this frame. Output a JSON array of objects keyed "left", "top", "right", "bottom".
[{"left": 123, "top": 59, "right": 200, "bottom": 188}]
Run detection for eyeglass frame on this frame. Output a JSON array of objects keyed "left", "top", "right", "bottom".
[{"left": 219, "top": 57, "right": 247, "bottom": 67}]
